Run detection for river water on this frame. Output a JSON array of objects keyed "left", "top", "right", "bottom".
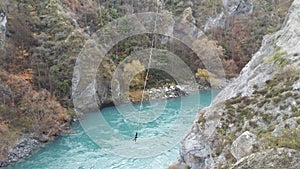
[{"left": 7, "top": 91, "right": 217, "bottom": 169}]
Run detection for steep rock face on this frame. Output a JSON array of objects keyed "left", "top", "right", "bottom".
[
  {"left": 214, "top": 0, "right": 300, "bottom": 104},
  {"left": 165, "top": 0, "right": 292, "bottom": 76},
  {"left": 204, "top": 0, "right": 254, "bottom": 31},
  {"left": 176, "top": 0, "right": 300, "bottom": 168}
]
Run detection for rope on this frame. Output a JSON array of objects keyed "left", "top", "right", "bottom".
[{"left": 136, "top": 1, "right": 160, "bottom": 133}]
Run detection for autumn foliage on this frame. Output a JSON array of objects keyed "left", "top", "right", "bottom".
[{"left": 0, "top": 68, "right": 71, "bottom": 160}]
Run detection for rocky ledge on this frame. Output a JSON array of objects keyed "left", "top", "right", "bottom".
[{"left": 231, "top": 148, "right": 300, "bottom": 169}]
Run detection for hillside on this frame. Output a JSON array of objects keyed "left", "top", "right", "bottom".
[{"left": 171, "top": 0, "right": 300, "bottom": 168}]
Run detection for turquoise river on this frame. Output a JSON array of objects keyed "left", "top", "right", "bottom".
[{"left": 7, "top": 91, "right": 217, "bottom": 169}]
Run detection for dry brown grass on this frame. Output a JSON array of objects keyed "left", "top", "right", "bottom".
[
  {"left": 127, "top": 90, "right": 149, "bottom": 102},
  {"left": 57, "top": 113, "right": 70, "bottom": 122}
]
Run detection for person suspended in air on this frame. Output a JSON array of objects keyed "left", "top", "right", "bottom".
[{"left": 133, "top": 131, "right": 138, "bottom": 142}]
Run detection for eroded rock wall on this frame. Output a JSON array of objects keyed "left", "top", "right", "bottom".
[{"left": 175, "top": 0, "right": 300, "bottom": 168}]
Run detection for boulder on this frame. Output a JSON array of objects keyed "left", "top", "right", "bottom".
[
  {"left": 230, "top": 131, "right": 257, "bottom": 160},
  {"left": 179, "top": 124, "right": 213, "bottom": 169},
  {"left": 0, "top": 160, "right": 9, "bottom": 167}
]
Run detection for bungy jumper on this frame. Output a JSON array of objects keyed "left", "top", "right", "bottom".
[{"left": 133, "top": 1, "right": 159, "bottom": 142}]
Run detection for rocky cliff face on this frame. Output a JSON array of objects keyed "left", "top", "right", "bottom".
[{"left": 173, "top": 0, "right": 300, "bottom": 168}]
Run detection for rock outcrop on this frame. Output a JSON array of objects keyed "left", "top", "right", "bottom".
[
  {"left": 0, "top": 10, "right": 6, "bottom": 47},
  {"left": 174, "top": 0, "right": 300, "bottom": 168},
  {"left": 224, "top": 0, "right": 253, "bottom": 16},
  {"left": 230, "top": 131, "right": 257, "bottom": 160},
  {"left": 231, "top": 148, "right": 300, "bottom": 169}
]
